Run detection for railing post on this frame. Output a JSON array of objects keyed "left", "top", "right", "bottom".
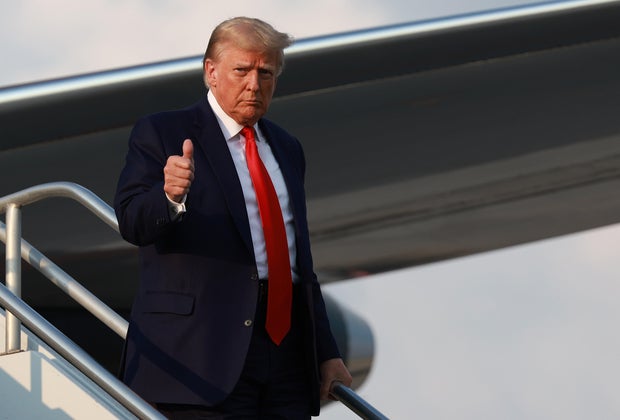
[{"left": 5, "top": 203, "right": 22, "bottom": 353}]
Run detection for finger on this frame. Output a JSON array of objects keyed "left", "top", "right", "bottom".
[
  {"left": 164, "top": 157, "right": 194, "bottom": 177},
  {"left": 182, "top": 139, "right": 194, "bottom": 161},
  {"left": 320, "top": 381, "right": 331, "bottom": 400},
  {"left": 164, "top": 174, "right": 192, "bottom": 202},
  {"left": 165, "top": 173, "right": 193, "bottom": 188}
]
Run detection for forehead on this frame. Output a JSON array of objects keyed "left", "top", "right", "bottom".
[{"left": 217, "top": 43, "right": 278, "bottom": 67}]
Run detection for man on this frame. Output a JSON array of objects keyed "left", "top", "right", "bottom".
[{"left": 114, "top": 16, "right": 352, "bottom": 418}]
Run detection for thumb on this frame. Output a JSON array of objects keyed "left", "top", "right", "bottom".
[{"left": 182, "top": 139, "right": 194, "bottom": 160}]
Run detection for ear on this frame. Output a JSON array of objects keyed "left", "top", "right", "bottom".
[{"left": 204, "top": 59, "right": 217, "bottom": 88}]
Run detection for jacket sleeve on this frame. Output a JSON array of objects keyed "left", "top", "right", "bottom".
[
  {"left": 114, "top": 116, "right": 177, "bottom": 246},
  {"left": 312, "top": 280, "right": 342, "bottom": 363},
  {"left": 290, "top": 135, "right": 342, "bottom": 363}
]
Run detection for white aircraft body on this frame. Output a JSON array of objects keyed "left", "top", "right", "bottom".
[{"left": 1, "top": 0, "right": 620, "bottom": 417}]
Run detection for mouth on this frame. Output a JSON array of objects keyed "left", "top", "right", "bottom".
[{"left": 243, "top": 99, "right": 262, "bottom": 106}]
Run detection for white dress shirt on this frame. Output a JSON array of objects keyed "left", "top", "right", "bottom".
[{"left": 168, "top": 92, "right": 298, "bottom": 281}]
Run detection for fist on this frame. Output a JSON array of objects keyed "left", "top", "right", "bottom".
[{"left": 164, "top": 139, "right": 194, "bottom": 203}]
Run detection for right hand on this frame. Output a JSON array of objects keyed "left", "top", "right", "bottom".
[{"left": 163, "top": 139, "right": 194, "bottom": 203}]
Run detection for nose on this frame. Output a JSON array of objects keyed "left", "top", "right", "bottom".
[{"left": 246, "top": 70, "right": 260, "bottom": 92}]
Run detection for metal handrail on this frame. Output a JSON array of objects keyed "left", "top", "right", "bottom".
[
  {"left": 0, "top": 221, "right": 129, "bottom": 338},
  {"left": 0, "top": 182, "right": 125, "bottom": 350},
  {"left": 0, "top": 182, "right": 155, "bottom": 417},
  {"left": 0, "top": 182, "right": 118, "bottom": 229},
  {"left": 1, "top": 181, "right": 388, "bottom": 419},
  {"left": 330, "top": 382, "right": 390, "bottom": 420},
  {"left": 0, "top": 282, "right": 164, "bottom": 419}
]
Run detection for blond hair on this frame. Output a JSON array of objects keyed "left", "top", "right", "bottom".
[{"left": 203, "top": 17, "right": 293, "bottom": 76}]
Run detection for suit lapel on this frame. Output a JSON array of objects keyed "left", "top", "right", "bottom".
[
  {"left": 190, "top": 98, "right": 254, "bottom": 256},
  {"left": 187, "top": 98, "right": 306, "bottom": 261}
]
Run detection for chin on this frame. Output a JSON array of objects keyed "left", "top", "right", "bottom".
[{"left": 243, "top": 112, "right": 265, "bottom": 125}]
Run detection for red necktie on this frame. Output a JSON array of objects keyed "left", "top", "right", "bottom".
[{"left": 242, "top": 126, "right": 292, "bottom": 345}]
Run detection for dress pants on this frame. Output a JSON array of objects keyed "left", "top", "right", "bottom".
[{"left": 156, "top": 281, "right": 311, "bottom": 419}]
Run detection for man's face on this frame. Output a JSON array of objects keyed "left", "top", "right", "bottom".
[{"left": 205, "top": 44, "right": 278, "bottom": 126}]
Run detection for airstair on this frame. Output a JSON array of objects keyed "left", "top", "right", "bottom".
[{"left": 0, "top": 182, "right": 387, "bottom": 419}]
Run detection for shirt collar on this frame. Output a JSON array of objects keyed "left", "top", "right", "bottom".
[{"left": 207, "top": 90, "right": 260, "bottom": 141}]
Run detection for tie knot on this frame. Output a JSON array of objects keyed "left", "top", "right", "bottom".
[{"left": 241, "top": 126, "right": 255, "bottom": 142}]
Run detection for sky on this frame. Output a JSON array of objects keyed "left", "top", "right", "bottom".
[
  {"left": 323, "top": 223, "right": 620, "bottom": 419},
  {"left": 3, "top": 1, "right": 619, "bottom": 419},
  {"left": 0, "top": 0, "right": 539, "bottom": 87}
]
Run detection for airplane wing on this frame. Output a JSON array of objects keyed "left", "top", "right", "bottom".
[
  {"left": 1, "top": 0, "right": 619, "bottom": 297},
  {"left": 1, "top": 0, "right": 619, "bottom": 392}
]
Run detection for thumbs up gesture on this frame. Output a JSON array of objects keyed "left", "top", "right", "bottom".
[{"left": 164, "top": 139, "right": 194, "bottom": 203}]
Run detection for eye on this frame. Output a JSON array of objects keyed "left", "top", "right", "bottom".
[{"left": 258, "top": 68, "right": 274, "bottom": 79}]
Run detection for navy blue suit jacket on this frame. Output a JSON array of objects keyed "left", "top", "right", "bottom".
[{"left": 114, "top": 96, "right": 340, "bottom": 414}]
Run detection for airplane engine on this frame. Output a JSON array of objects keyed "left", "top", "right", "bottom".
[{"left": 323, "top": 293, "right": 375, "bottom": 389}]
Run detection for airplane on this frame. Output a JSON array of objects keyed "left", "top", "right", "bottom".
[{"left": 1, "top": 0, "right": 620, "bottom": 417}]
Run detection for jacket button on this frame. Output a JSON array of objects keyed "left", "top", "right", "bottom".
[
  {"left": 250, "top": 272, "right": 258, "bottom": 281},
  {"left": 244, "top": 320, "right": 253, "bottom": 327}
]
